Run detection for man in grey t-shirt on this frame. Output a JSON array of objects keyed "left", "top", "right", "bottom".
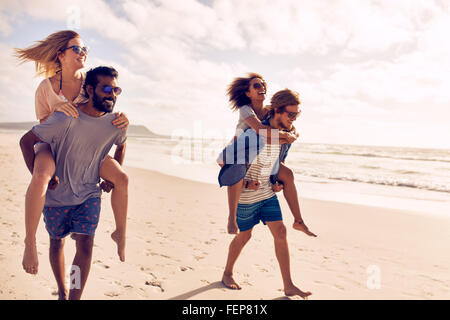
[{"left": 20, "top": 66, "right": 126, "bottom": 300}]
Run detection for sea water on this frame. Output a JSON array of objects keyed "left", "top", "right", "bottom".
[{"left": 125, "top": 136, "right": 450, "bottom": 218}]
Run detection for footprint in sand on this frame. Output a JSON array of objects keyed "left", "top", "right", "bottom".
[
  {"left": 105, "top": 291, "right": 120, "bottom": 297},
  {"left": 241, "top": 279, "right": 253, "bottom": 286},
  {"left": 179, "top": 266, "right": 194, "bottom": 272},
  {"left": 334, "top": 284, "right": 345, "bottom": 291},
  {"left": 93, "top": 259, "right": 110, "bottom": 269},
  {"left": 254, "top": 264, "right": 268, "bottom": 273},
  {"left": 145, "top": 280, "right": 164, "bottom": 292}
]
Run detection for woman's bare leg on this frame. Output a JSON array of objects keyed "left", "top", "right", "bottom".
[
  {"left": 277, "top": 164, "right": 316, "bottom": 237},
  {"left": 23, "top": 145, "right": 55, "bottom": 274},
  {"left": 99, "top": 156, "right": 128, "bottom": 262},
  {"left": 227, "top": 180, "right": 244, "bottom": 234}
]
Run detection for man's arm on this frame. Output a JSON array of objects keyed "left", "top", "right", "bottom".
[{"left": 19, "top": 130, "right": 42, "bottom": 174}]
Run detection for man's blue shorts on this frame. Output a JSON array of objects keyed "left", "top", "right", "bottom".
[
  {"left": 236, "top": 195, "right": 282, "bottom": 232},
  {"left": 43, "top": 197, "right": 101, "bottom": 239}
]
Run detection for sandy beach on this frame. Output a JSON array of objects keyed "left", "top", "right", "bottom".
[{"left": 1, "top": 132, "right": 449, "bottom": 300}]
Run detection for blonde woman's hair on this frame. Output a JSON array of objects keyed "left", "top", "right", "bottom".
[{"left": 14, "top": 30, "right": 80, "bottom": 78}]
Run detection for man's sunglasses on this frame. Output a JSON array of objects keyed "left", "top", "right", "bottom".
[
  {"left": 62, "top": 45, "right": 89, "bottom": 55},
  {"left": 100, "top": 85, "right": 122, "bottom": 95},
  {"left": 283, "top": 110, "right": 301, "bottom": 120}
]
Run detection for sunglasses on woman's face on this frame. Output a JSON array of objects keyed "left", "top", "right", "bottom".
[
  {"left": 63, "top": 45, "right": 89, "bottom": 55},
  {"left": 252, "top": 82, "right": 266, "bottom": 90},
  {"left": 100, "top": 85, "right": 122, "bottom": 95},
  {"left": 283, "top": 110, "right": 301, "bottom": 120}
]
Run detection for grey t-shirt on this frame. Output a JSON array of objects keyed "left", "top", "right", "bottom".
[{"left": 32, "top": 110, "right": 127, "bottom": 207}]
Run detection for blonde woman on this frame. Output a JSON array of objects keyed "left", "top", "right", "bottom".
[{"left": 15, "top": 30, "right": 128, "bottom": 274}]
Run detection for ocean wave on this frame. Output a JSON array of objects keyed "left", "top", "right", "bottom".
[
  {"left": 308, "top": 151, "right": 450, "bottom": 163},
  {"left": 294, "top": 170, "right": 450, "bottom": 193}
]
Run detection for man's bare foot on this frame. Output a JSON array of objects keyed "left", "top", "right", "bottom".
[
  {"left": 222, "top": 273, "right": 241, "bottom": 290},
  {"left": 111, "top": 230, "right": 126, "bottom": 262},
  {"left": 58, "top": 289, "right": 68, "bottom": 300},
  {"left": 293, "top": 220, "right": 317, "bottom": 237},
  {"left": 22, "top": 241, "right": 39, "bottom": 274},
  {"left": 227, "top": 218, "right": 238, "bottom": 234},
  {"left": 284, "top": 284, "right": 312, "bottom": 299}
]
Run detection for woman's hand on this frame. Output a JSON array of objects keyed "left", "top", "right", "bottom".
[
  {"left": 112, "top": 112, "right": 129, "bottom": 130},
  {"left": 279, "top": 131, "right": 297, "bottom": 144},
  {"left": 272, "top": 181, "right": 284, "bottom": 192},
  {"left": 54, "top": 102, "right": 79, "bottom": 118}
]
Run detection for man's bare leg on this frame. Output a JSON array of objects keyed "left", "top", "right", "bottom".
[
  {"left": 266, "top": 221, "right": 312, "bottom": 299},
  {"left": 222, "top": 229, "right": 252, "bottom": 289},
  {"left": 23, "top": 146, "right": 55, "bottom": 274},
  {"left": 99, "top": 156, "right": 128, "bottom": 262},
  {"left": 277, "top": 164, "right": 316, "bottom": 237},
  {"left": 68, "top": 234, "right": 94, "bottom": 300},
  {"left": 49, "top": 238, "right": 68, "bottom": 300}
]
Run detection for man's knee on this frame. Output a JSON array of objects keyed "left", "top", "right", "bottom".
[
  {"left": 272, "top": 223, "right": 287, "bottom": 240},
  {"left": 76, "top": 236, "right": 94, "bottom": 256},
  {"left": 238, "top": 230, "right": 252, "bottom": 244},
  {"left": 50, "top": 239, "right": 65, "bottom": 252}
]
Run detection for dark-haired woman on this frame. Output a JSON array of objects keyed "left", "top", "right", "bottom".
[{"left": 219, "top": 73, "right": 315, "bottom": 238}]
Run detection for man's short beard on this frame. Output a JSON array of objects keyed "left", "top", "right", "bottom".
[
  {"left": 92, "top": 91, "right": 115, "bottom": 113},
  {"left": 276, "top": 118, "right": 292, "bottom": 131}
]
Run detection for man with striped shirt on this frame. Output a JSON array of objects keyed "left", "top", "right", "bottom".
[{"left": 222, "top": 89, "right": 313, "bottom": 299}]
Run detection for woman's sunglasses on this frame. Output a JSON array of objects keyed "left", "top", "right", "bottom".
[
  {"left": 62, "top": 45, "right": 89, "bottom": 55},
  {"left": 100, "top": 85, "right": 122, "bottom": 95},
  {"left": 252, "top": 82, "right": 266, "bottom": 90}
]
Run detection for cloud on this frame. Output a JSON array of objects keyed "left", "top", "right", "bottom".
[{"left": 1, "top": 0, "right": 450, "bottom": 148}]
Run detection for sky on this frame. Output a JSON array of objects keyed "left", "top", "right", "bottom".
[{"left": 0, "top": 0, "right": 449, "bottom": 149}]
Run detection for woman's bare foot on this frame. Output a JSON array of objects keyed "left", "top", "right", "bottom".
[
  {"left": 293, "top": 220, "right": 317, "bottom": 237},
  {"left": 222, "top": 273, "right": 241, "bottom": 290},
  {"left": 22, "top": 240, "right": 39, "bottom": 274},
  {"left": 111, "top": 230, "right": 126, "bottom": 262},
  {"left": 227, "top": 217, "right": 239, "bottom": 234},
  {"left": 284, "top": 284, "right": 312, "bottom": 299}
]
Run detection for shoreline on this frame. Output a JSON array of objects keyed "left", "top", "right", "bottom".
[{"left": 1, "top": 132, "right": 449, "bottom": 299}]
